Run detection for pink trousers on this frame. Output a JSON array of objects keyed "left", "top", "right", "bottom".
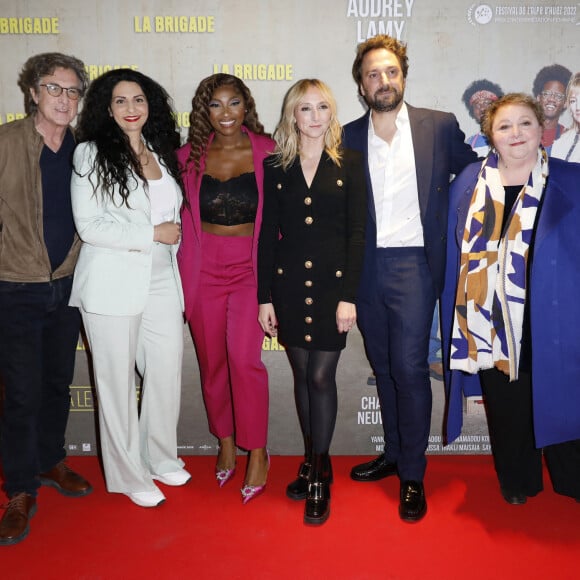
[{"left": 189, "top": 231, "right": 269, "bottom": 450}]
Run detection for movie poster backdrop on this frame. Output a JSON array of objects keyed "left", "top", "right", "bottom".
[{"left": 1, "top": 0, "right": 577, "bottom": 456}]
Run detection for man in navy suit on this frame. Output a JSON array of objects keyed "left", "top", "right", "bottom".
[{"left": 343, "top": 35, "right": 477, "bottom": 522}]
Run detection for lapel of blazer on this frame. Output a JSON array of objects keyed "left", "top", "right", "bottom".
[
  {"left": 534, "top": 170, "right": 573, "bottom": 250},
  {"left": 190, "top": 140, "right": 211, "bottom": 246},
  {"left": 408, "top": 104, "right": 434, "bottom": 220},
  {"left": 454, "top": 165, "right": 480, "bottom": 246},
  {"left": 244, "top": 127, "right": 269, "bottom": 239},
  {"left": 352, "top": 111, "right": 371, "bottom": 159},
  {"left": 351, "top": 111, "right": 376, "bottom": 224}
]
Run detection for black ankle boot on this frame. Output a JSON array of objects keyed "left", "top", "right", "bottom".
[
  {"left": 286, "top": 435, "right": 312, "bottom": 501},
  {"left": 304, "top": 453, "right": 331, "bottom": 525},
  {"left": 286, "top": 461, "right": 311, "bottom": 500}
]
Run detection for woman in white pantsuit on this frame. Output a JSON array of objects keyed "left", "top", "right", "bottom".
[{"left": 70, "top": 69, "right": 190, "bottom": 507}]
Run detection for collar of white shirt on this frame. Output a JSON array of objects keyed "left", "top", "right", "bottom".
[{"left": 368, "top": 102, "right": 409, "bottom": 143}]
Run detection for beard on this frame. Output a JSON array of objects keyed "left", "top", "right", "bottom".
[{"left": 366, "top": 86, "right": 404, "bottom": 113}]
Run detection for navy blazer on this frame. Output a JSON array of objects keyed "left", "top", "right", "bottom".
[{"left": 343, "top": 105, "right": 477, "bottom": 297}]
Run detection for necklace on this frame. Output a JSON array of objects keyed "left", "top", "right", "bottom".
[{"left": 136, "top": 139, "right": 150, "bottom": 167}]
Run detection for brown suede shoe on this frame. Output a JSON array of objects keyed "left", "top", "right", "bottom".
[
  {"left": 0, "top": 493, "right": 37, "bottom": 546},
  {"left": 39, "top": 460, "right": 93, "bottom": 497}
]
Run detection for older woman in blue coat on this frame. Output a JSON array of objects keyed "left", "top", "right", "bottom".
[{"left": 441, "top": 93, "right": 580, "bottom": 505}]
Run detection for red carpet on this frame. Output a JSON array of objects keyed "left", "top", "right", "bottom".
[{"left": 2, "top": 455, "right": 579, "bottom": 579}]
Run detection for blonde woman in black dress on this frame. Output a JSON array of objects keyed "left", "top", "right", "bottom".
[{"left": 258, "top": 79, "right": 366, "bottom": 525}]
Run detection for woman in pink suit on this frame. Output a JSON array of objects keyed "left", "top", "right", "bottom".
[{"left": 178, "top": 74, "right": 273, "bottom": 503}]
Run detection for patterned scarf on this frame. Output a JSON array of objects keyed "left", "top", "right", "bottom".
[{"left": 450, "top": 149, "right": 548, "bottom": 380}]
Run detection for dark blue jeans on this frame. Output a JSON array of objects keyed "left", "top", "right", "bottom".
[
  {"left": 357, "top": 247, "right": 436, "bottom": 482},
  {"left": 0, "top": 276, "right": 80, "bottom": 497}
]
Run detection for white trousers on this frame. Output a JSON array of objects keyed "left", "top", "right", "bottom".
[{"left": 81, "top": 244, "right": 184, "bottom": 493}]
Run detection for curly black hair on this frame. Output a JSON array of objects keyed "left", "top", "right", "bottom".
[
  {"left": 461, "top": 79, "right": 504, "bottom": 120},
  {"left": 185, "top": 73, "right": 266, "bottom": 173},
  {"left": 75, "top": 68, "right": 182, "bottom": 207},
  {"left": 532, "top": 64, "right": 572, "bottom": 97}
]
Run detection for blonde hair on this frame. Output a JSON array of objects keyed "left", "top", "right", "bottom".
[
  {"left": 566, "top": 72, "right": 580, "bottom": 131},
  {"left": 272, "top": 79, "right": 342, "bottom": 170}
]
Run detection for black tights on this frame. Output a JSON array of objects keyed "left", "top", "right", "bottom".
[{"left": 285, "top": 347, "right": 340, "bottom": 455}]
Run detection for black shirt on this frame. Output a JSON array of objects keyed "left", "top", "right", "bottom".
[{"left": 40, "top": 130, "right": 76, "bottom": 272}]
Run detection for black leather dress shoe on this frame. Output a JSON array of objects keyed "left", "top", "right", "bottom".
[
  {"left": 304, "top": 481, "right": 330, "bottom": 526},
  {"left": 350, "top": 455, "right": 397, "bottom": 482},
  {"left": 399, "top": 481, "right": 427, "bottom": 523},
  {"left": 304, "top": 453, "right": 332, "bottom": 526},
  {"left": 500, "top": 488, "right": 527, "bottom": 505},
  {"left": 286, "top": 461, "right": 311, "bottom": 501}
]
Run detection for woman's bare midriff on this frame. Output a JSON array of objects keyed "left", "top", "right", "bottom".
[{"left": 201, "top": 222, "right": 254, "bottom": 237}]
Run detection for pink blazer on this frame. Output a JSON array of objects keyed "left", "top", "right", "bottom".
[{"left": 177, "top": 127, "right": 275, "bottom": 321}]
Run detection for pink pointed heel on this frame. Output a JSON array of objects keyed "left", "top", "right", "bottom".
[
  {"left": 215, "top": 438, "right": 236, "bottom": 487},
  {"left": 240, "top": 450, "right": 270, "bottom": 505},
  {"left": 216, "top": 467, "right": 236, "bottom": 488}
]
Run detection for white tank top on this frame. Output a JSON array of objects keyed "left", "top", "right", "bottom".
[{"left": 148, "top": 161, "right": 179, "bottom": 226}]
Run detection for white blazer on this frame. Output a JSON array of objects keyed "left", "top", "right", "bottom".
[{"left": 70, "top": 141, "right": 184, "bottom": 316}]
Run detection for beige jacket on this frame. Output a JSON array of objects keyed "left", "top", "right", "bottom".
[{"left": 0, "top": 115, "right": 80, "bottom": 282}]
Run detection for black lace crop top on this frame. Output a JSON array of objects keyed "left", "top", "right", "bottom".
[{"left": 199, "top": 171, "right": 258, "bottom": 226}]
